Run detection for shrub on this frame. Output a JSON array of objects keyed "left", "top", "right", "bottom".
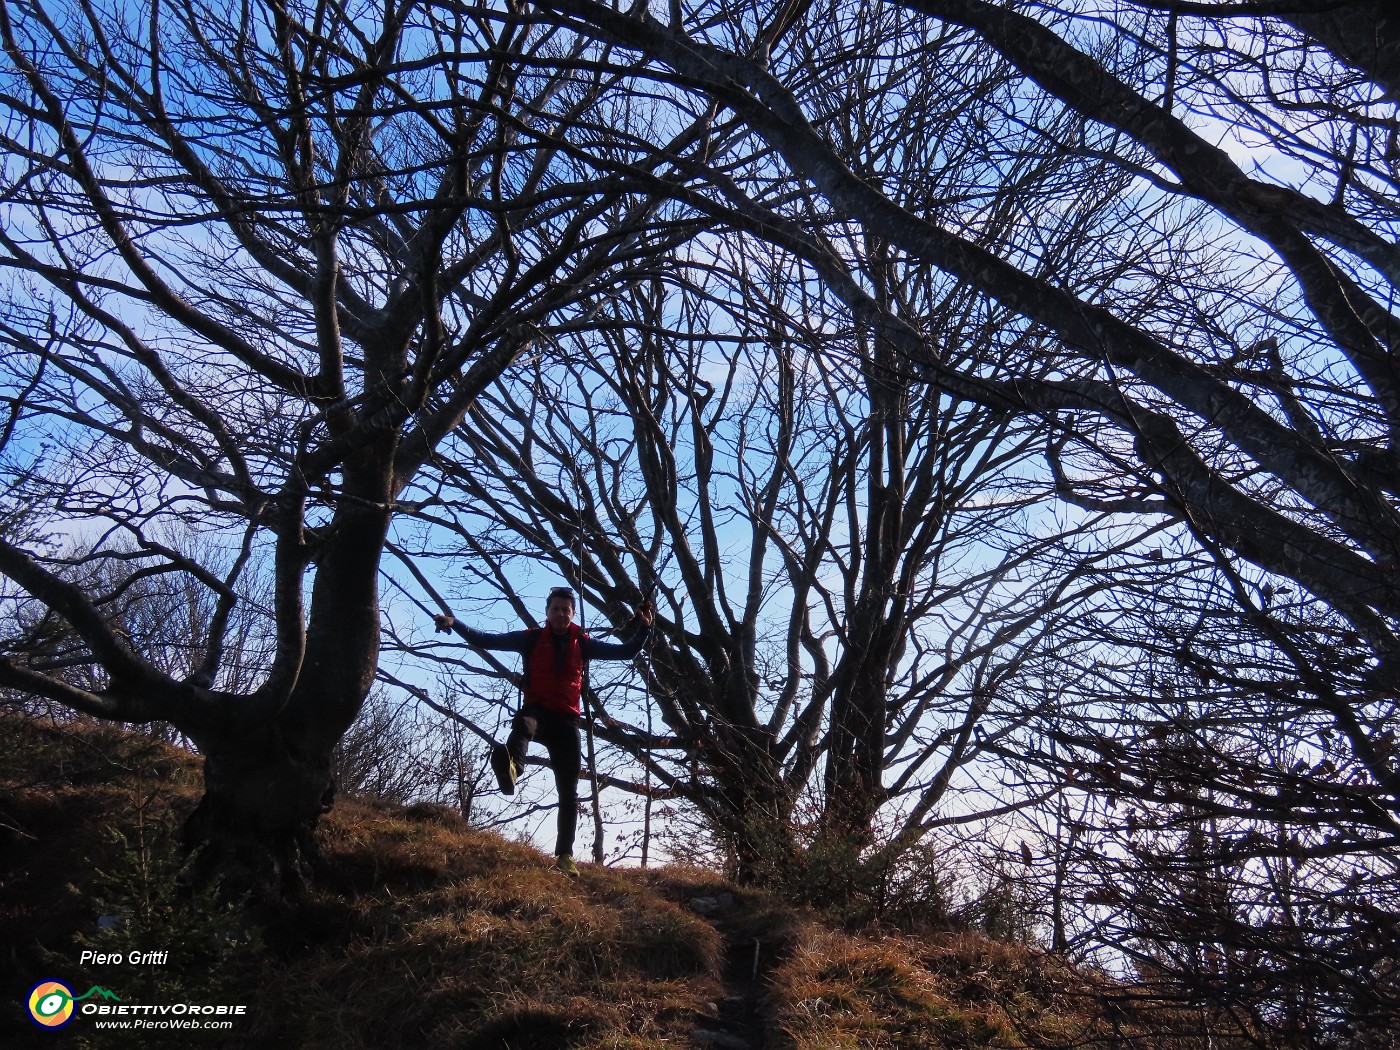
[{"left": 61, "top": 807, "right": 264, "bottom": 1048}]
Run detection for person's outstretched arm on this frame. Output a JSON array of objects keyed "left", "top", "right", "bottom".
[
  {"left": 580, "top": 603, "right": 655, "bottom": 661},
  {"left": 432, "top": 613, "right": 533, "bottom": 654}
]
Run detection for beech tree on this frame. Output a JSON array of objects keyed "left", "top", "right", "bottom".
[
  {"left": 404, "top": 250, "right": 1116, "bottom": 883},
  {"left": 524, "top": 0, "right": 1399, "bottom": 741},
  {"left": 391, "top": 0, "right": 1235, "bottom": 892},
  {"left": 0, "top": 0, "right": 702, "bottom": 895},
  {"left": 509, "top": 0, "right": 1399, "bottom": 1026}
]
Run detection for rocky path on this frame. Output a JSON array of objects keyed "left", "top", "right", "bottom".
[{"left": 685, "top": 891, "right": 794, "bottom": 1050}]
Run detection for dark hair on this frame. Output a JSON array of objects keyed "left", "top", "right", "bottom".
[{"left": 546, "top": 586, "right": 576, "bottom": 610}]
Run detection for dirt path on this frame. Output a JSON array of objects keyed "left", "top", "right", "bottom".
[{"left": 685, "top": 891, "right": 797, "bottom": 1050}]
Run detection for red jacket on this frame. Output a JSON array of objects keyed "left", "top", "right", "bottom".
[
  {"left": 452, "top": 618, "right": 652, "bottom": 718},
  {"left": 525, "top": 625, "right": 587, "bottom": 716}
]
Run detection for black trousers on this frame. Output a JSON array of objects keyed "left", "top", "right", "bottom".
[{"left": 505, "top": 704, "right": 582, "bottom": 858}]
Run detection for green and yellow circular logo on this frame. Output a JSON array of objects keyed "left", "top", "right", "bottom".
[{"left": 27, "top": 980, "right": 75, "bottom": 1028}]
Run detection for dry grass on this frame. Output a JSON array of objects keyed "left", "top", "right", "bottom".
[
  {"left": 2, "top": 712, "right": 1254, "bottom": 1049},
  {"left": 0, "top": 713, "right": 723, "bottom": 1049},
  {"left": 768, "top": 924, "right": 1260, "bottom": 1050},
  {"left": 266, "top": 796, "right": 726, "bottom": 1048},
  {"left": 0, "top": 714, "right": 204, "bottom": 961},
  {"left": 771, "top": 927, "right": 1000, "bottom": 1049}
]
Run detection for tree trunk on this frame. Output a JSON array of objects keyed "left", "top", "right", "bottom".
[
  {"left": 181, "top": 455, "right": 395, "bottom": 900},
  {"left": 822, "top": 628, "right": 893, "bottom": 852},
  {"left": 727, "top": 790, "right": 799, "bottom": 886},
  {"left": 712, "top": 740, "right": 800, "bottom": 885},
  {"left": 181, "top": 720, "right": 336, "bottom": 902}
]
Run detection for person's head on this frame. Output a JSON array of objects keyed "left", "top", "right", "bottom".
[{"left": 545, "top": 587, "right": 576, "bottom": 633}]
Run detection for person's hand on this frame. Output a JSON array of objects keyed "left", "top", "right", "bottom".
[{"left": 432, "top": 613, "right": 456, "bottom": 634}]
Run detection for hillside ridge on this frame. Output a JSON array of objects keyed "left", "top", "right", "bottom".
[{"left": 2, "top": 713, "right": 1234, "bottom": 1048}]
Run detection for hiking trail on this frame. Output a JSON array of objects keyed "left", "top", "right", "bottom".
[{"left": 684, "top": 890, "right": 798, "bottom": 1050}]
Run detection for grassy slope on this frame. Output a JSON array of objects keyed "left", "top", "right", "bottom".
[{"left": 1, "top": 713, "right": 1236, "bottom": 1049}]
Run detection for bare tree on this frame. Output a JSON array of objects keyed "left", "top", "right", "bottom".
[
  {"left": 526, "top": 0, "right": 1400, "bottom": 700},
  {"left": 0, "top": 532, "right": 271, "bottom": 746},
  {"left": 474, "top": 0, "right": 1400, "bottom": 1026},
  {"left": 986, "top": 552, "right": 1400, "bottom": 1039},
  {"left": 380, "top": 2, "right": 1205, "bottom": 900},
  {"left": 402, "top": 235, "right": 1108, "bottom": 886},
  {"left": 0, "top": 0, "right": 702, "bottom": 896}
]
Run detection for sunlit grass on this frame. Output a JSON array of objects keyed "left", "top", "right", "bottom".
[{"left": 3, "top": 712, "right": 1257, "bottom": 1048}]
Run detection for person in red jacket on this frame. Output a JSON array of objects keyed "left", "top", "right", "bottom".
[{"left": 433, "top": 587, "right": 653, "bottom": 876}]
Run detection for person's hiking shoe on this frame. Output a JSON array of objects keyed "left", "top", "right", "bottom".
[
  {"left": 490, "top": 745, "right": 518, "bottom": 796},
  {"left": 555, "top": 854, "right": 580, "bottom": 878}
]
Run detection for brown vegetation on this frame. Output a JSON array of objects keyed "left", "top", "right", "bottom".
[{"left": 2, "top": 713, "right": 1254, "bottom": 1048}]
